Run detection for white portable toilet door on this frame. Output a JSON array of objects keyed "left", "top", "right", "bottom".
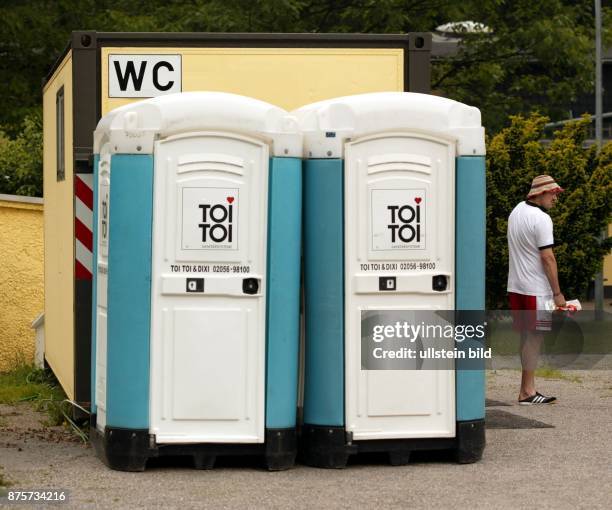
[
  {"left": 150, "top": 132, "right": 268, "bottom": 444},
  {"left": 345, "top": 133, "right": 456, "bottom": 440}
]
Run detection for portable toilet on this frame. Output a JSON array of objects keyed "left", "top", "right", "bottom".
[
  {"left": 295, "top": 92, "right": 486, "bottom": 467},
  {"left": 90, "top": 92, "right": 302, "bottom": 471}
]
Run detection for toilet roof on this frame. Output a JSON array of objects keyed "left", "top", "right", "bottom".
[
  {"left": 94, "top": 91, "right": 301, "bottom": 157},
  {"left": 292, "top": 92, "right": 485, "bottom": 157}
]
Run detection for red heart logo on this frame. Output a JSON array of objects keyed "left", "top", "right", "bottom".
[
  {"left": 415, "top": 197, "right": 422, "bottom": 204},
  {"left": 227, "top": 197, "right": 234, "bottom": 204}
]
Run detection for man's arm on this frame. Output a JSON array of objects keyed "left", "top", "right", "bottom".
[{"left": 540, "top": 248, "right": 565, "bottom": 306}]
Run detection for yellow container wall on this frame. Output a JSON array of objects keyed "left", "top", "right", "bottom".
[
  {"left": 42, "top": 52, "right": 75, "bottom": 399},
  {"left": 101, "top": 47, "right": 404, "bottom": 115},
  {"left": 0, "top": 199, "right": 44, "bottom": 372}
]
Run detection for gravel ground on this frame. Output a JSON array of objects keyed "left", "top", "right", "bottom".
[{"left": 1, "top": 369, "right": 611, "bottom": 510}]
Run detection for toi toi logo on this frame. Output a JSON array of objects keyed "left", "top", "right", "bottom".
[
  {"left": 198, "top": 197, "right": 234, "bottom": 243},
  {"left": 387, "top": 198, "right": 422, "bottom": 244}
]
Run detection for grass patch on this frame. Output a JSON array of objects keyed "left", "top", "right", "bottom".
[
  {"left": 487, "top": 318, "right": 612, "bottom": 356},
  {"left": 534, "top": 366, "right": 582, "bottom": 383},
  {"left": 0, "top": 466, "right": 11, "bottom": 490},
  {"left": 0, "top": 365, "right": 88, "bottom": 441},
  {"left": 0, "top": 365, "right": 67, "bottom": 425}
]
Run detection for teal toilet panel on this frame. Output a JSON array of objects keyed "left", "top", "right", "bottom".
[
  {"left": 455, "top": 155, "right": 486, "bottom": 422},
  {"left": 265, "top": 157, "right": 302, "bottom": 429},
  {"left": 90, "top": 154, "right": 99, "bottom": 415},
  {"left": 106, "top": 154, "right": 154, "bottom": 429},
  {"left": 303, "top": 159, "right": 345, "bottom": 427}
]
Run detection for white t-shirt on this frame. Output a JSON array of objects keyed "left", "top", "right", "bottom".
[{"left": 507, "top": 201, "right": 555, "bottom": 296}]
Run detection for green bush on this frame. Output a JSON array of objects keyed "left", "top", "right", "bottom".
[
  {"left": 486, "top": 114, "right": 612, "bottom": 308},
  {"left": 0, "top": 108, "right": 43, "bottom": 197}
]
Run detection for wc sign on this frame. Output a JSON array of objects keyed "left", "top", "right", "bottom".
[
  {"left": 371, "top": 189, "right": 426, "bottom": 250},
  {"left": 182, "top": 187, "right": 239, "bottom": 250},
  {"left": 108, "top": 54, "right": 182, "bottom": 97}
]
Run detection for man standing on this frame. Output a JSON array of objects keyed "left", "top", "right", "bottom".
[{"left": 507, "top": 175, "right": 566, "bottom": 405}]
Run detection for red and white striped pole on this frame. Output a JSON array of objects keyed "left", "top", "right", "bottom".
[{"left": 75, "top": 174, "right": 93, "bottom": 280}]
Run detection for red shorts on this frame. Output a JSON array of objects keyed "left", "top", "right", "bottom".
[{"left": 508, "top": 292, "right": 553, "bottom": 332}]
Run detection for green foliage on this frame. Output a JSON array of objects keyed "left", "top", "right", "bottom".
[
  {"left": 534, "top": 366, "right": 582, "bottom": 383},
  {"left": 0, "top": 109, "right": 43, "bottom": 197},
  {"left": 0, "top": 0, "right": 610, "bottom": 137},
  {"left": 486, "top": 114, "right": 612, "bottom": 308},
  {"left": 0, "top": 364, "right": 89, "bottom": 441},
  {"left": 0, "top": 466, "right": 11, "bottom": 490},
  {"left": 432, "top": 0, "right": 612, "bottom": 131},
  {"left": 0, "top": 364, "right": 67, "bottom": 426},
  {"left": 0, "top": 1, "right": 607, "bottom": 194}
]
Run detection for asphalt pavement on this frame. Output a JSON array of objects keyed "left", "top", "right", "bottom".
[{"left": 1, "top": 369, "right": 611, "bottom": 509}]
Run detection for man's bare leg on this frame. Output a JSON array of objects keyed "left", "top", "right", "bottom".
[{"left": 519, "top": 330, "right": 544, "bottom": 400}]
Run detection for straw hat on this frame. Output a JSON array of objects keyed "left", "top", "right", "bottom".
[{"left": 527, "top": 175, "right": 564, "bottom": 198}]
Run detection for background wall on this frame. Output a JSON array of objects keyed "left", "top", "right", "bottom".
[{"left": 0, "top": 194, "right": 44, "bottom": 372}]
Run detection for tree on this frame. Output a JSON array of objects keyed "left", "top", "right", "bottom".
[
  {"left": 0, "top": 109, "right": 43, "bottom": 197},
  {"left": 1, "top": 0, "right": 609, "bottom": 136},
  {"left": 486, "top": 114, "right": 612, "bottom": 308},
  {"left": 0, "top": 0, "right": 168, "bottom": 138},
  {"left": 431, "top": 1, "right": 612, "bottom": 132},
  {"left": 0, "top": 0, "right": 610, "bottom": 215}
]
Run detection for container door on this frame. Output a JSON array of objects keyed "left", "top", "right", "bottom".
[
  {"left": 345, "top": 133, "right": 456, "bottom": 440},
  {"left": 150, "top": 132, "right": 268, "bottom": 444}
]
